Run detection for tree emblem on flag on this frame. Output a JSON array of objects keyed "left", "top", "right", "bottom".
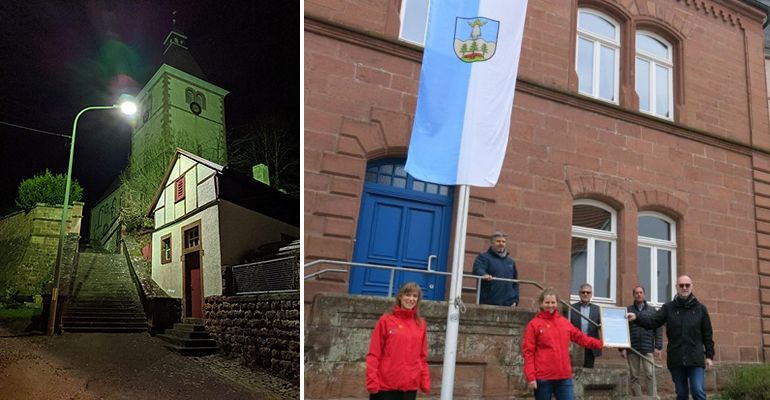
[{"left": 454, "top": 17, "right": 500, "bottom": 63}]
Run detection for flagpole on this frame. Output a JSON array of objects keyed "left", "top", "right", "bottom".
[{"left": 440, "top": 184, "right": 470, "bottom": 400}]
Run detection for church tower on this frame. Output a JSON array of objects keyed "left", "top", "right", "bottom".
[{"left": 131, "top": 16, "right": 229, "bottom": 167}]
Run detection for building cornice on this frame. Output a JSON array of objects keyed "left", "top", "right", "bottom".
[{"left": 305, "top": 13, "right": 770, "bottom": 158}]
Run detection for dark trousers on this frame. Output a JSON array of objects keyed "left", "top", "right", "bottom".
[
  {"left": 370, "top": 390, "right": 417, "bottom": 400},
  {"left": 583, "top": 348, "right": 596, "bottom": 368},
  {"left": 534, "top": 379, "right": 574, "bottom": 400}
]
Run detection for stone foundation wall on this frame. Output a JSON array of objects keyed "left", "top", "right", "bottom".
[
  {"left": 0, "top": 203, "right": 83, "bottom": 295},
  {"left": 205, "top": 293, "right": 300, "bottom": 383}
]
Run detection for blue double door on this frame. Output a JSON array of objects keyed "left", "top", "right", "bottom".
[{"left": 350, "top": 160, "right": 453, "bottom": 301}]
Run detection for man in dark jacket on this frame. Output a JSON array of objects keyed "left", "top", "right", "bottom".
[
  {"left": 569, "top": 283, "right": 602, "bottom": 368},
  {"left": 628, "top": 275, "right": 714, "bottom": 400},
  {"left": 620, "top": 286, "right": 662, "bottom": 396},
  {"left": 472, "top": 231, "right": 519, "bottom": 307}
]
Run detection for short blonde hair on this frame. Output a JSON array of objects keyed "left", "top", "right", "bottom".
[{"left": 537, "top": 288, "right": 560, "bottom": 309}]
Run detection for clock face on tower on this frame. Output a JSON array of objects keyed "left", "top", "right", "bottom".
[{"left": 190, "top": 102, "right": 202, "bottom": 115}]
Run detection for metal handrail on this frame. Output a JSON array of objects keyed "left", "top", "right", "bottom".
[{"left": 304, "top": 258, "right": 664, "bottom": 393}]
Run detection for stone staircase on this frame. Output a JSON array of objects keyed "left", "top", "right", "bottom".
[
  {"left": 62, "top": 248, "right": 148, "bottom": 333},
  {"left": 156, "top": 322, "right": 218, "bottom": 356}
]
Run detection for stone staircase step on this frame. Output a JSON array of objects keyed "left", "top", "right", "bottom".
[
  {"left": 164, "top": 329, "right": 212, "bottom": 339},
  {"left": 159, "top": 342, "right": 219, "bottom": 356},
  {"left": 64, "top": 326, "right": 149, "bottom": 333},
  {"left": 156, "top": 334, "right": 217, "bottom": 348},
  {"left": 62, "top": 250, "right": 148, "bottom": 334}
]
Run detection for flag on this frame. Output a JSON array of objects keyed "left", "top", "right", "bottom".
[{"left": 405, "top": 0, "right": 529, "bottom": 187}]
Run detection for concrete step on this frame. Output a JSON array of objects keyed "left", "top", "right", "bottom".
[
  {"left": 63, "top": 316, "right": 147, "bottom": 323},
  {"left": 164, "top": 328, "right": 212, "bottom": 340},
  {"left": 63, "top": 326, "right": 148, "bottom": 333},
  {"left": 156, "top": 334, "right": 217, "bottom": 348},
  {"left": 171, "top": 323, "right": 207, "bottom": 332},
  {"left": 62, "top": 320, "right": 148, "bottom": 328},
  {"left": 160, "top": 343, "right": 219, "bottom": 356}
]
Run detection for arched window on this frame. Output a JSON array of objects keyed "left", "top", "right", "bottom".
[
  {"left": 571, "top": 199, "right": 617, "bottom": 302},
  {"left": 636, "top": 32, "right": 673, "bottom": 120},
  {"left": 365, "top": 160, "right": 452, "bottom": 197},
  {"left": 195, "top": 92, "right": 206, "bottom": 110},
  {"left": 576, "top": 9, "right": 620, "bottom": 103},
  {"left": 185, "top": 88, "right": 194, "bottom": 104},
  {"left": 637, "top": 212, "right": 677, "bottom": 305}
]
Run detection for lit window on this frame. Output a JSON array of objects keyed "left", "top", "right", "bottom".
[
  {"left": 175, "top": 177, "right": 185, "bottom": 202},
  {"left": 638, "top": 212, "right": 677, "bottom": 305},
  {"left": 576, "top": 9, "right": 620, "bottom": 103},
  {"left": 185, "top": 227, "right": 200, "bottom": 249},
  {"left": 399, "top": 0, "right": 430, "bottom": 46},
  {"left": 161, "top": 235, "right": 172, "bottom": 264},
  {"left": 571, "top": 199, "right": 617, "bottom": 302},
  {"left": 636, "top": 32, "right": 673, "bottom": 119}
]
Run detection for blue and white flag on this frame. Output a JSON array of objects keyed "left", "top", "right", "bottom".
[{"left": 405, "top": 0, "right": 529, "bottom": 187}]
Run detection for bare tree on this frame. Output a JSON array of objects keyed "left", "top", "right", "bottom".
[{"left": 227, "top": 118, "right": 299, "bottom": 197}]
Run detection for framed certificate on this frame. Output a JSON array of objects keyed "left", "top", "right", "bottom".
[{"left": 599, "top": 305, "right": 631, "bottom": 348}]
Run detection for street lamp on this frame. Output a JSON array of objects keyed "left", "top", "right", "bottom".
[{"left": 47, "top": 101, "right": 136, "bottom": 335}]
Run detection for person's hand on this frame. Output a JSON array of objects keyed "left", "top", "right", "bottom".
[
  {"left": 511, "top": 302, "right": 517, "bottom": 308},
  {"left": 528, "top": 380, "right": 537, "bottom": 390},
  {"left": 706, "top": 358, "right": 713, "bottom": 371},
  {"left": 626, "top": 313, "right": 636, "bottom": 321},
  {"left": 654, "top": 348, "right": 661, "bottom": 358},
  {"left": 620, "top": 349, "right": 627, "bottom": 359},
  {"left": 484, "top": 274, "right": 493, "bottom": 281}
]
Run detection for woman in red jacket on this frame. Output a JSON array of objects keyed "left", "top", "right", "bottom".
[
  {"left": 523, "top": 288, "right": 603, "bottom": 400},
  {"left": 366, "top": 282, "right": 430, "bottom": 400}
]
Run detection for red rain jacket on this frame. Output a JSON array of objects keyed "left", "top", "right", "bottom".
[
  {"left": 523, "top": 309, "right": 603, "bottom": 382},
  {"left": 366, "top": 305, "right": 430, "bottom": 394}
]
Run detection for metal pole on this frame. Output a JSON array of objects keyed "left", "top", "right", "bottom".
[
  {"left": 440, "top": 184, "right": 470, "bottom": 400},
  {"left": 47, "top": 105, "right": 117, "bottom": 335}
]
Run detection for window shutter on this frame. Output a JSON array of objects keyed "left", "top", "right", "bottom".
[{"left": 175, "top": 177, "right": 185, "bottom": 202}]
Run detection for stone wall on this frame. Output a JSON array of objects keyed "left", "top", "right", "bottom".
[
  {"left": 205, "top": 293, "right": 300, "bottom": 383},
  {"left": 0, "top": 203, "right": 83, "bottom": 295}
]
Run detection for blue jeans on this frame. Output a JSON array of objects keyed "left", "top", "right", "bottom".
[
  {"left": 534, "top": 379, "right": 574, "bottom": 400},
  {"left": 669, "top": 366, "right": 706, "bottom": 400}
]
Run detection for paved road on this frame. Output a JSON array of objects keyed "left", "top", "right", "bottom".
[{"left": 0, "top": 332, "right": 298, "bottom": 400}]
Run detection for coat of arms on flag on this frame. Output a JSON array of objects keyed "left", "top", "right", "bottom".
[{"left": 454, "top": 17, "right": 500, "bottom": 62}]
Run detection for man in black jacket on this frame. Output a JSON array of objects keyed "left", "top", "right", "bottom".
[
  {"left": 620, "top": 286, "right": 662, "bottom": 396},
  {"left": 472, "top": 231, "right": 519, "bottom": 307},
  {"left": 569, "top": 283, "right": 602, "bottom": 368},
  {"left": 628, "top": 275, "right": 714, "bottom": 400}
]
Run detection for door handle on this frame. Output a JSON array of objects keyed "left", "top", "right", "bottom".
[{"left": 427, "top": 255, "right": 437, "bottom": 271}]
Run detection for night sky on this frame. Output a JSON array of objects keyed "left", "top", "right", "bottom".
[{"left": 0, "top": 0, "right": 299, "bottom": 233}]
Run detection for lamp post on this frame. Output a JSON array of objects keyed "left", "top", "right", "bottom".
[{"left": 47, "top": 102, "right": 136, "bottom": 335}]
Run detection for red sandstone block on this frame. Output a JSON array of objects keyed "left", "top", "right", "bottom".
[
  {"left": 355, "top": 64, "right": 391, "bottom": 87},
  {"left": 467, "top": 217, "right": 495, "bottom": 238},
  {"left": 340, "top": 118, "right": 384, "bottom": 155},
  {"left": 756, "top": 208, "right": 770, "bottom": 223},
  {"left": 755, "top": 182, "right": 770, "bottom": 197},
  {"left": 315, "top": 193, "right": 360, "bottom": 219},
  {"left": 336, "top": 136, "right": 365, "bottom": 158},
  {"left": 761, "top": 276, "right": 770, "bottom": 289},
  {"left": 320, "top": 152, "right": 366, "bottom": 179},
  {"left": 305, "top": 130, "right": 337, "bottom": 152},
  {"left": 305, "top": 107, "right": 342, "bottom": 135},
  {"left": 401, "top": 93, "right": 417, "bottom": 114},
  {"left": 760, "top": 261, "right": 770, "bottom": 274},
  {"left": 305, "top": 172, "right": 332, "bottom": 192},
  {"left": 306, "top": 235, "right": 351, "bottom": 261},
  {"left": 330, "top": 176, "right": 361, "bottom": 197},
  {"left": 739, "top": 347, "right": 759, "bottom": 362},
  {"left": 371, "top": 108, "right": 411, "bottom": 149},
  {"left": 753, "top": 155, "right": 770, "bottom": 172},
  {"left": 306, "top": 213, "right": 325, "bottom": 234},
  {"left": 306, "top": 91, "right": 368, "bottom": 118},
  {"left": 337, "top": 42, "right": 415, "bottom": 77},
  {"left": 323, "top": 217, "right": 357, "bottom": 239},
  {"left": 758, "top": 233, "right": 770, "bottom": 249},
  {"left": 305, "top": 149, "right": 322, "bottom": 173},
  {"left": 762, "top": 305, "right": 770, "bottom": 318},
  {"left": 327, "top": 75, "right": 403, "bottom": 111},
  {"left": 390, "top": 74, "right": 419, "bottom": 94},
  {"left": 307, "top": 52, "right": 355, "bottom": 78}
]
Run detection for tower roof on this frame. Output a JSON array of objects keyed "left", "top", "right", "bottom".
[{"left": 159, "top": 15, "right": 208, "bottom": 81}]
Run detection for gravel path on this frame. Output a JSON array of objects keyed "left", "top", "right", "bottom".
[{"left": 0, "top": 331, "right": 299, "bottom": 400}]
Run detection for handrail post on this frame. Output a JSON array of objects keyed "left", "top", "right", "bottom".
[{"left": 387, "top": 269, "right": 395, "bottom": 298}]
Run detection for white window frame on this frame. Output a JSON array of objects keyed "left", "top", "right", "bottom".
[
  {"left": 576, "top": 9, "right": 620, "bottom": 104},
  {"left": 399, "top": 0, "right": 430, "bottom": 46},
  {"left": 635, "top": 31, "right": 674, "bottom": 120},
  {"left": 637, "top": 211, "right": 677, "bottom": 306},
  {"left": 570, "top": 199, "right": 618, "bottom": 304}
]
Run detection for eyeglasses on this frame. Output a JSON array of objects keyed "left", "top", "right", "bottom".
[
  {"left": 580, "top": 291, "right": 592, "bottom": 295},
  {"left": 678, "top": 284, "right": 691, "bottom": 288}
]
